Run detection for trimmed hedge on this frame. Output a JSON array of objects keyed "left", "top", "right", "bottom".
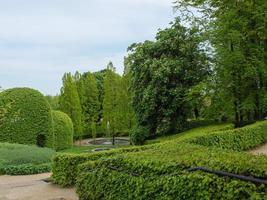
[
  {"left": 52, "top": 122, "right": 267, "bottom": 199},
  {"left": 0, "top": 88, "right": 53, "bottom": 147},
  {"left": 76, "top": 144, "right": 267, "bottom": 199},
  {"left": 189, "top": 121, "right": 267, "bottom": 151},
  {"left": 51, "top": 145, "right": 155, "bottom": 186},
  {"left": 52, "top": 110, "right": 74, "bottom": 151}
]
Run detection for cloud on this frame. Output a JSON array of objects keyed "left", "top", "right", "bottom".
[{"left": 0, "top": 0, "right": 175, "bottom": 94}]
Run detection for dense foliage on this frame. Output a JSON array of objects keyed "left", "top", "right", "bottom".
[
  {"left": 59, "top": 73, "right": 83, "bottom": 140},
  {"left": 52, "top": 110, "right": 74, "bottom": 151},
  {"left": 0, "top": 88, "right": 53, "bottom": 147},
  {"left": 58, "top": 63, "right": 135, "bottom": 139},
  {"left": 0, "top": 143, "right": 54, "bottom": 175},
  {"left": 175, "top": 0, "right": 267, "bottom": 124},
  {"left": 190, "top": 121, "right": 267, "bottom": 151},
  {"left": 52, "top": 122, "right": 267, "bottom": 199},
  {"left": 126, "top": 19, "right": 210, "bottom": 138}
]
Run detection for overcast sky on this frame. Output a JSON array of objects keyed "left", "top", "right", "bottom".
[{"left": 0, "top": 0, "right": 175, "bottom": 95}]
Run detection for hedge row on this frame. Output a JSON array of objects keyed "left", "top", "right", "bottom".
[
  {"left": 189, "top": 121, "right": 267, "bottom": 151},
  {"left": 52, "top": 145, "right": 154, "bottom": 186},
  {"left": 0, "top": 163, "right": 51, "bottom": 175},
  {"left": 76, "top": 161, "right": 267, "bottom": 200},
  {"left": 75, "top": 143, "right": 267, "bottom": 199},
  {"left": 52, "top": 121, "right": 267, "bottom": 199}
]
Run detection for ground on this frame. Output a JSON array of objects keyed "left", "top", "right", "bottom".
[
  {"left": 249, "top": 142, "right": 267, "bottom": 155},
  {"left": 0, "top": 173, "right": 78, "bottom": 200}
]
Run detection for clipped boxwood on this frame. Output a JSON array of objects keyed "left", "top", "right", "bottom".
[
  {"left": 189, "top": 121, "right": 267, "bottom": 151},
  {"left": 0, "top": 88, "right": 53, "bottom": 147},
  {"left": 52, "top": 110, "right": 74, "bottom": 151}
]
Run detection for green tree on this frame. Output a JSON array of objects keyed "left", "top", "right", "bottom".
[
  {"left": 59, "top": 73, "right": 83, "bottom": 140},
  {"left": 175, "top": 0, "right": 267, "bottom": 124},
  {"left": 127, "top": 19, "right": 210, "bottom": 137}
]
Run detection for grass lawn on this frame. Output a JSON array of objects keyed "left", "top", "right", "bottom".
[{"left": 0, "top": 143, "right": 55, "bottom": 175}]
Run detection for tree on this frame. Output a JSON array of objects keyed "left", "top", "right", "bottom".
[
  {"left": 175, "top": 0, "right": 267, "bottom": 124},
  {"left": 102, "top": 62, "right": 121, "bottom": 144},
  {"left": 59, "top": 73, "right": 83, "bottom": 140},
  {"left": 127, "top": 19, "right": 210, "bottom": 137},
  {"left": 80, "top": 73, "right": 100, "bottom": 136}
]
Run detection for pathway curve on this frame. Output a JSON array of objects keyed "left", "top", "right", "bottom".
[
  {"left": 249, "top": 143, "right": 267, "bottom": 155},
  {"left": 0, "top": 173, "right": 78, "bottom": 200}
]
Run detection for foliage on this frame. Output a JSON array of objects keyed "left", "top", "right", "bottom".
[
  {"left": 59, "top": 73, "right": 83, "bottom": 140},
  {"left": 0, "top": 88, "right": 53, "bottom": 147},
  {"left": 189, "top": 121, "right": 267, "bottom": 151},
  {"left": 74, "top": 72, "right": 100, "bottom": 137},
  {"left": 130, "top": 126, "right": 149, "bottom": 145},
  {"left": 127, "top": 19, "right": 210, "bottom": 137},
  {"left": 0, "top": 142, "right": 54, "bottom": 175},
  {"left": 45, "top": 95, "right": 59, "bottom": 110},
  {"left": 52, "top": 110, "right": 74, "bottom": 151},
  {"left": 175, "top": 0, "right": 267, "bottom": 123}
]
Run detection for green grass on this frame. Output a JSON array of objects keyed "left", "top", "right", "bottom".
[
  {"left": 145, "top": 123, "right": 234, "bottom": 144},
  {"left": 0, "top": 143, "right": 55, "bottom": 175}
]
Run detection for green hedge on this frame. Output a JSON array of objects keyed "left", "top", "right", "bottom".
[
  {"left": 76, "top": 143, "right": 267, "bottom": 200},
  {"left": 52, "top": 110, "right": 74, "bottom": 151},
  {"left": 0, "top": 88, "right": 53, "bottom": 147},
  {"left": 52, "top": 122, "right": 267, "bottom": 199},
  {"left": 51, "top": 145, "right": 155, "bottom": 187},
  {"left": 189, "top": 121, "right": 267, "bottom": 151}
]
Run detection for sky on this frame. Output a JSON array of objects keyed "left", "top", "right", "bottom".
[{"left": 0, "top": 0, "right": 175, "bottom": 95}]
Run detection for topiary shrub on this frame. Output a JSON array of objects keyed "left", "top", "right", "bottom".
[
  {"left": 0, "top": 88, "right": 53, "bottom": 147},
  {"left": 52, "top": 110, "right": 74, "bottom": 151}
]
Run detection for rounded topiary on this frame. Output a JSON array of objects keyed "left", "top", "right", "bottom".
[
  {"left": 52, "top": 110, "right": 73, "bottom": 151},
  {"left": 0, "top": 88, "right": 53, "bottom": 147}
]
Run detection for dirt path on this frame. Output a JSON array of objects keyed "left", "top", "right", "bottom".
[
  {"left": 0, "top": 173, "right": 78, "bottom": 200},
  {"left": 249, "top": 143, "right": 267, "bottom": 155}
]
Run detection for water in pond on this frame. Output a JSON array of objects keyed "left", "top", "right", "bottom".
[{"left": 88, "top": 138, "right": 130, "bottom": 145}]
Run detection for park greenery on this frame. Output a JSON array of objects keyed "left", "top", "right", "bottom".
[{"left": 0, "top": 0, "right": 266, "bottom": 199}]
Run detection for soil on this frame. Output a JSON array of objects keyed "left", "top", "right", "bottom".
[
  {"left": 0, "top": 173, "right": 78, "bottom": 200},
  {"left": 249, "top": 143, "right": 267, "bottom": 155}
]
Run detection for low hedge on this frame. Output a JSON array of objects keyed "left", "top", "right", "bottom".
[
  {"left": 76, "top": 162, "right": 267, "bottom": 200},
  {"left": 74, "top": 133, "right": 267, "bottom": 199},
  {"left": 52, "top": 110, "right": 74, "bottom": 151},
  {"left": 189, "top": 121, "right": 267, "bottom": 151},
  {"left": 0, "top": 163, "right": 51, "bottom": 175},
  {"left": 52, "top": 122, "right": 267, "bottom": 199},
  {"left": 51, "top": 145, "right": 156, "bottom": 186}
]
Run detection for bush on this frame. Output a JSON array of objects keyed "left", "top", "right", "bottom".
[
  {"left": 189, "top": 121, "right": 267, "bottom": 151},
  {"left": 0, "top": 142, "right": 55, "bottom": 175},
  {"left": 76, "top": 144, "right": 267, "bottom": 200},
  {"left": 130, "top": 126, "right": 149, "bottom": 145},
  {"left": 52, "top": 110, "right": 74, "bottom": 151},
  {"left": 0, "top": 88, "right": 53, "bottom": 147},
  {"left": 52, "top": 145, "right": 154, "bottom": 186}
]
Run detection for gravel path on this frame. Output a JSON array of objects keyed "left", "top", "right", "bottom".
[
  {"left": 249, "top": 143, "right": 267, "bottom": 155},
  {"left": 0, "top": 173, "right": 78, "bottom": 200}
]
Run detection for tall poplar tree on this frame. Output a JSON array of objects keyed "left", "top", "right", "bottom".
[{"left": 59, "top": 73, "right": 83, "bottom": 140}]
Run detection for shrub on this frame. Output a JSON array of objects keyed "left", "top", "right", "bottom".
[
  {"left": 76, "top": 145, "right": 267, "bottom": 200},
  {"left": 0, "top": 88, "right": 53, "bottom": 147},
  {"left": 52, "top": 145, "right": 154, "bottom": 186},
  {"left": 189, "top": 121, "right": 267, "bottom": 151},
  {"left": 130, "top": 126, "right": 149, "bottom": 145},
  {"left": 52, "top": 110, "right": 74, "bottom": 151},
  {"left": 0, "top": 142, "right": 55, "bottom": 175}
]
